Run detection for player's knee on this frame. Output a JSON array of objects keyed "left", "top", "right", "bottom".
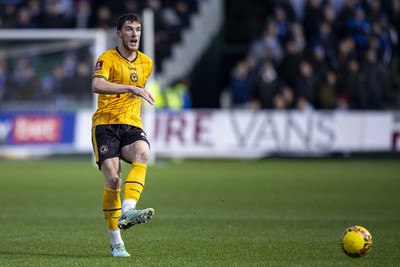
[
  {"left": 134, "top": 150, "right": 150, "bottom": 164},
  {"left": 101, "top": 166, "right": 122, "bottom": 189},
  {"left": 106, "top": 176, "right": 121, "bottom": 189}
]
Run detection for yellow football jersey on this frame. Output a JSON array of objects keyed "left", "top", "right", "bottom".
[{"left": 91, "top": 48, "right": 153, "bottom": 129}]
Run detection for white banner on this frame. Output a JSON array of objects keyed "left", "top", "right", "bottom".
[
  {"left": 1, "top": 110, "right": 396, "bottom": 158},
  {"left": 70, "top": 110, "right": 398, "bottom": 159},
  {"left": 145, "top": 110, "right": 395, "bottom": 158}
]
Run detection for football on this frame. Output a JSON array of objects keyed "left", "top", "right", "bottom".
[{"left": 340, "top": 226, "right": 372, "bottom": 258}]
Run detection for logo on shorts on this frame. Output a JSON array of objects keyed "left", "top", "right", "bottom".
[
  {"left": 100, "top": 145, "right": 109, "bottom": 154},
  {"left": 130, "top": 73, "right": 138, "bottom": 82},
  {"left": 141, "top": 132, "right": 147, "bottom": 139}
]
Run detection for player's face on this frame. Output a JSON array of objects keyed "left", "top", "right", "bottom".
[{"left": 119, "top": 21, "right": 141, "bottom": 52}]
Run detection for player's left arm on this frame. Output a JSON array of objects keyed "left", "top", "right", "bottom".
[
  {"left": 92, "top": 77, "right": 155, "bottom": 105},
  {"left": 140, "top": 60, "right": 154, "bottom": 114}
]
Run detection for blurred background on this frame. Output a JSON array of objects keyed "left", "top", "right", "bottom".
[
  {"left": 1, "top": 3, "right": 399, "bottom": 265},
  {"left": 0, "top": 0, "right": 399, "bottom": 159}
]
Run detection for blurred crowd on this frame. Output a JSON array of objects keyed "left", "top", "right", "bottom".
[
  {"left": 228, "top": 0, "right": 400, "bottom": 110},
  {"left": 2, "top": 0, "right": 400, "bottom": 111},
  {"left": 0, "top": 0, "right": 199, "bottom": 69},
  {"left": 0, "top": 48, "right": 93, "bottom": 105},
  {"left": 0, "top": 0, "right": 199, "bottom": 107}
]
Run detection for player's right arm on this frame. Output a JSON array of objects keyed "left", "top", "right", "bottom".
[{"left": 92, "top": 77, "right": 155, "bottom": 105}]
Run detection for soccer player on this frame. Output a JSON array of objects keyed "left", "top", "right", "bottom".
[{"left": 91, "top": 13, "right": 155, "bottom": 258}]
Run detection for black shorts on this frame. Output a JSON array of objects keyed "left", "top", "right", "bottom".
[{"left": 91, "top": 124, "right": 150, "bottom": 169}]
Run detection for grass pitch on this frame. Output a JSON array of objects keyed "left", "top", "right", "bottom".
[{"left": 0, "top": 157, "right": 399, "bottom": 266}]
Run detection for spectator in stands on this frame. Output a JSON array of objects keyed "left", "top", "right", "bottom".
[
  {"left": 41, "top": 0, "right": 74, "bottom": 28},
  {"left": 384, "top": 2, "right": 400, "bottom": 105},
  {"left": 338, "top": 58, "right": 366, "bottom": 109},
  {"left": 373, "top": 16, "right": 396, "bottom": 66},
  {"left": 164, "top": 79, "right": 192, "bottom": 110},
  {"left": 274, "top": 84, "right": 295, "bottom": 110},
  {"left": 147, "top": 80, "right": 166, "bottom": 109},
  {"left": 302, "top": 0, "right": 324, "bottom": 43},
  {"left": 366, "top": 0, "right": 386, "bottom": 22},
  {"left": 283, "top": 84, "right": 295, "bottom": 109},
  {"left": 345, "top": 6, "right": 371, "bottom": 55},
  {"left": 174, "top": 0, "right": 191, "bottom": 28},
  {"left": 15, "top": 5, "right": 37, "bottom": 28},
  {"left": 272, "top": 94, "right": 286, "bottom": 110},
  {"left": 151, "top": 7, "right": 182, "bottom": 70},
  {"left": 360, "top": 48, "right": 386, "bottom": 109},
  {"left": 309, "top": 44, "right": 329, "bottom": 83},
  {"left": 146, "top": 0, "right": 163, "bottom": 31},
  {"left": 146, "top": 0, "right": 167, "bottom": 71},
  {"left": 336, "top": 36, "right": 357, "bottom": 76},
  {"left": 60, "top": 61, "right": 92, "bottom": 101},
  {"left": 273, "top": 5, "right": 291, "bottom": 45},
  {"left": 26, "top": 0, "right": 42, "bottom": 26},
  {"left": 118, "top": 0, "right": 142, "bottom": 14},
  {"left": 229, "top": 56, "right": 256, "bottom": 109},
  {"left": 9, "top": 57, "right": 41, "bottom": 100},
  {"left": 51, "top": 65, "right": 67, "bottom": 101},
  {"left": 314, "top": 21, "right": 337, "bottom": 67},
  {"left": 90, "top": 5, "right": 114, "bottom": 29},
  {"left": 321, "top": 2, "right": 336, "bottom": 27},
  {"left": 389, "top": 0, "right": 400, "bottom": 34},
  {"left": 160, "top": 8, "right": 182, "bottom": 43},
  {"left": 279, "top": 39, "right": 303, "bottom": 89},
  {"left": 290, "top": 22, "right": 306, "bottom": 55},
  {"left": 74, "top": 0, "right": 91, "bottom": 28},
  {"left": 0, "top": 3, "right": 18, "bottom": 28},
  {"left": 62, "top": 52, "right": 78, "bottom": 78},
  {"left": 33, "top": 75, "right": 57, "bottom": 101},
  {"left": 275, "top": 0, "right": 296, "bottom": 22},
  {"left": 252, "top": 60, "right": 280, "bottom": 110},
  {"left": 294, "top": 59, "right": 319, "bottom": 110},
  {"left": 337, "top": 0, "right": 359, "bottom": 38},
  {"left": 318, "top": 70, "right": 338, "bottom": 110},
  {"left": 249, "top": 19, "right": 283, "bottom": 66}
]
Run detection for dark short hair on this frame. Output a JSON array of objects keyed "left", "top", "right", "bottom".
[{"left": 116, "top": 13, "right": 142, "bottom": 30}]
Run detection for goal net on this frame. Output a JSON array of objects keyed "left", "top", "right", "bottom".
[{"left": 0, "top": 29, "right": 108, "bottom": 112}]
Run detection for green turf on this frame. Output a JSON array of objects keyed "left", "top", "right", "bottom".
[{"left": 0, "top": 157, "right": 399, "bottom": 266}]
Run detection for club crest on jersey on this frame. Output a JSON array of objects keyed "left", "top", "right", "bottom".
[{"left": 130, "top": 73, "right": 138, "bottom": 82}]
